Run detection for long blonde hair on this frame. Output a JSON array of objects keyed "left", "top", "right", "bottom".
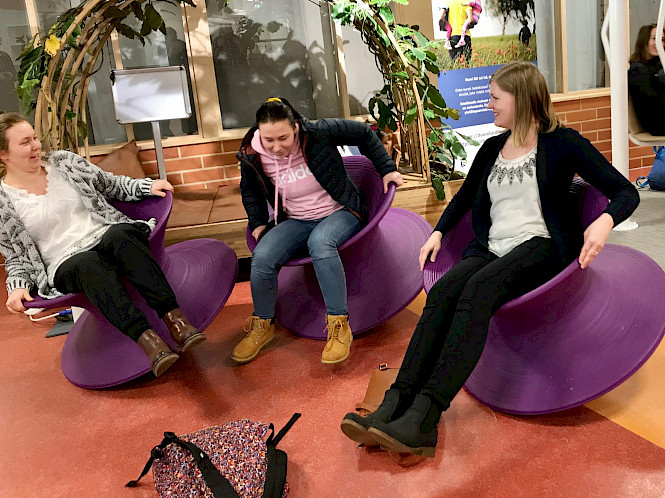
[
  {"left": 0, "top": 112, "right": 31, "bottom": 177},
  {"left": 490, "top": 62, "right": 562, "bottom": 146}
]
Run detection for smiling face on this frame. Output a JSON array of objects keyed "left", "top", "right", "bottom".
[
  {"left": 258, "top": 119, "right": 298, "bottom": 158},
  {"left": 647, "top": 27, "right": 663, "bottom": 58},
  {"left": 0, "top": 120, "right": 42, "bottom": 173},
  {"left": 488, "top": 81, "right": 516, "bottom": 130}
]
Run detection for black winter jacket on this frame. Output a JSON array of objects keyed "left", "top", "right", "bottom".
[
  {"left": 628, "top": 57, "right": 665, "bottom": 135},
  {"left": 237, "top": 118, "right": 397, "bottom": 231},
  {"left": 434, "top": 127, "right": 640, "bottom": 267}
]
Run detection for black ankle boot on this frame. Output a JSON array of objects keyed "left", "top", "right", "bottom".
[
  {"left": 340, "top": 389, "right": 408, "bottom": 446},
  {"left": 367, "top": 393, "right": 442, "bottom": 457}
]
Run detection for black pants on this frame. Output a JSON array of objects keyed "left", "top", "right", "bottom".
[
  {"left": 392, "top": 237, "right": 564, "bottom": 411},
  {"left": 53, "top": 223, "right": 179, "bottom": 342},
  {"left": 448, "top": 35, "right": 472, "bottom": 62}
]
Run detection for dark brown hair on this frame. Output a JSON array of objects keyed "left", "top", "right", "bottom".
[
  {"left": 630, "top": 24, "right": 658, "bottom": 64},
  {"left": 255, "top": 97, "right": 302, "bottom": 127}
]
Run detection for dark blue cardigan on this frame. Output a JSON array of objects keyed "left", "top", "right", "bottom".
[{"left": 434, "top": 127, "right": 640, "bottom": 266}]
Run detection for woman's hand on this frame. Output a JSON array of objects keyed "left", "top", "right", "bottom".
[
  {"left": 419, "top": 231, "right": 443, "bottom": 271},
  {"left": 578, "top": 213, "right": 614, "bottom": 269},
  {"left": 252, "top": 225, "right": 267, "bottom": 241},
  {"left": 383, "top": 171, "right": 403, "bottom": 193},
  {"left": 6, "top": 288, "right": 33, "bottom": 313},
  {"left": 150, "top": 180, "right": 174, "bottom": 197}
]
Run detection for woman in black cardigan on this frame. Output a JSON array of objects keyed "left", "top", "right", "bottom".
[
  {"left": 234, "top": 98, "right": 402, "bottom": 365},
  {"left": 341, "top": 61, "right": 639, "bottom": 458},
  {"left": 629, "top": 23, "right": 665, "bottom": 135}
]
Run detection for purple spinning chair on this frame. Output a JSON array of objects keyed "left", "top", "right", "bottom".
[
  {"left": 246, "top": 156, "right": 432, "bottom": 339},
  {"left": 423, "top": 178, "right": 665, "bottom": 414},
  {"left": 25, "top": 192, "right": 238, "bottom": 389}
]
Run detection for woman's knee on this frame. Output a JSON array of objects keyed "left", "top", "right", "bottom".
[
  {"left": 251, "top": 245, "right": 279, "bottom": 276},
  {"left": 307, "top": 232, "right": 339, "bottom": 260}
]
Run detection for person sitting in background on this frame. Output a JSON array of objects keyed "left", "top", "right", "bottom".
[
  {"left": 234, "top": 97, "right": 402, "bottom": 365},
  {"left": 0, "top": 112, "right": 205, "bottom": 378},
  {"left": 375, "top": 128, "right": 402, "bottom": 166},
  {"left": 629, "top": 23, "right": 665, "bottom": 135}
]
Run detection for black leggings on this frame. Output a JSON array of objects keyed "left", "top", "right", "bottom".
[
  {"left": 392, "top": 237, "right": 565, "bottom": 411},
  {"left": 53, "top": 223, "right": 178, "bottom": 342}
]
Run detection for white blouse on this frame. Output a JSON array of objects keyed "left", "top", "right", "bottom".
[
  {"left": 1, "top": 163, "right": 110, "bottom": 283},
  {"left": 487, "top": 146, "right": 550, "bottom": 257}
]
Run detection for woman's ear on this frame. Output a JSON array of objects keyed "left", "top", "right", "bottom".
[{"left": 294, "top": 122, "right": 300, "bottom": 134}]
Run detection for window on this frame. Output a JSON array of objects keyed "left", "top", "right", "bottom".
[
  {"left": 0, "top": 1, "right": 30, "bottom": 114},
  {"left": 565, "top": 0, "right": 607, "bottom": 91},
  {"left": 118, "top": 1, "right": 199, "bottom": 140},
  {"left": 205, "top": 0, "right": 342, "bottom": 128},
  {"left": 340, "top": 24, "right": 385, "bottom": 115}
]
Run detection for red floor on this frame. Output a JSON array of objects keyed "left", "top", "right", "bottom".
[{"left": 2, "top": 280, "right": 665, "bottom": 497}]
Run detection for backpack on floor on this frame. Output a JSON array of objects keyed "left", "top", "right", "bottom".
[
  {"left": 636, "top": 146, "right": 665, "bottom": 191},
  {"left": 126, "top": 413, "right": 301, "bottom": 498}
]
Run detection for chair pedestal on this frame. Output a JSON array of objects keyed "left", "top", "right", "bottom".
[
  {"left": 274, "top": 208, "right": 432, "bottom": 339},
  {"left": 58, "top": 238, "right": 238, "bottom": 389},
  {"left": 464, "top": 244, "right": 665, "bottom": 414}
]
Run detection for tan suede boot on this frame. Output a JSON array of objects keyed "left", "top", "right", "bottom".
[
  {"left": 163, "top": 308, "right": 206, "bottom": 352},
  {"left": 322, "top": 314, "right": 353, "bottom": 364},
  {"left": 136, "top": 329, "right": 179, "bottom": 377},
  {"left": 231, "top": 316, "right": 275, "bottom": 364}
]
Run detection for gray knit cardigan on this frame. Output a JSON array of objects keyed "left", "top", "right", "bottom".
[{"left": 0, "top": 150, "right": 155, "bottom": 299}]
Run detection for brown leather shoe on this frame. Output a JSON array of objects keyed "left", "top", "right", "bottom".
[
  {"left": 163, "top": 308, "right": 206, "bottom": 352},
  {"left": 137, "top": 329, "right": 179, "bottom": 377}
]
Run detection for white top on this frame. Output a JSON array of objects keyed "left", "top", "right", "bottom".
[
  {"left": 1, "top": 163, "right": 109, "bottom": 283},
  {"left": 487, "top": 146, "right": 550, "bottom": 257}
]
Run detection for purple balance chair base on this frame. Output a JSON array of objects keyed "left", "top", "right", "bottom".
[
  {"left": 27, "top": 193, "right": 238, "bottom": 389},
  {"left": 423, "top": 179, "right": 665, "bottom": 414},
  {"left": 275, "top": 208, "right": 432, "bottom": 339},
  {"left": 464, "top": 244, "right": 665, "bottom": 415}
]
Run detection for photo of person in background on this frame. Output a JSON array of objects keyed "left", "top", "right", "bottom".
[
  {"left": 518, "top": 19, "right": 532, "bottom": 47},
  {"left": 455, "top": 0, "right": 482, "bottom": 48},
  {"left": 446, "top": 0, "right": 474, "bottom": 61}
]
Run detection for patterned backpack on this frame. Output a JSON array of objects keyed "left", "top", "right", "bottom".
[{"left": 126, "top": 413, "right": 300, "bottom": 497}]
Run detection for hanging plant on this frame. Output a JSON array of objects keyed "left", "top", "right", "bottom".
[{"left": 330, "top": 0, "right": 477, "bottom": 200}]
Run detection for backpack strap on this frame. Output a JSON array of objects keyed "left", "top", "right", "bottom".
[
  {"left": 263, "top": 413, "right": 301, "bottom": 498},
  {"left": 266, "top": 412, "right": 301, "bottom": 446},
  {"left": 126, "top": 432, "right": 240, "bottom": 498}
]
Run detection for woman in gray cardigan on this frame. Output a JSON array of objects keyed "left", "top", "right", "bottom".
[{"left": 0, "top": 112, "right": 204, "bottom": 378}]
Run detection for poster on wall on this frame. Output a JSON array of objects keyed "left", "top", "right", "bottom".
[{"left": 431, "top": 0, "right": 537, "bottom": 172}]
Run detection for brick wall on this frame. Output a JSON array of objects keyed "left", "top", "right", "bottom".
[
  {"left": 92, "top": 138, "right": 243, "bottom": 192},
  {"left": 553, "top": 95, "right": 655, "bottom": 182},
  {"left": 91, "top": 95, "right": 654, "bottom": 191}
]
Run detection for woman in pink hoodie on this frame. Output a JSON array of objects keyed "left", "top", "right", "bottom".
[{"left": 234, "top": 98, "right": 403, "bottom": 365}]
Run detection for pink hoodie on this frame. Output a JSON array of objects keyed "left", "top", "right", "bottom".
[{"left": 251, "top": 129, "right": 343, "bottom": 221}]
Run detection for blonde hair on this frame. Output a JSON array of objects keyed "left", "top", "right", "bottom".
[
  {"left": 0, "top": 112, "right": 31, "bottom": 176},
  {"left": 490, "top": 62, "right": 562, "bottom": 146}
]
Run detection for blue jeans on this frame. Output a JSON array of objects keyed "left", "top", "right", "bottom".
[{"left": 251, "top": 209, "right": 361, "bottom": 319}]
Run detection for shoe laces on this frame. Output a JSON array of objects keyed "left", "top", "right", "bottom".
[
  {"left": 243, "top": 316, "right": 268, "bottom": 340},
  {"left": 326, "top": 318, "right": 344, "bottom": 343}
]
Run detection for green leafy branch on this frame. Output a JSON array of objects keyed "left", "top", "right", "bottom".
[{"left": 330, "top": 0, "right": 477, "bottom": 200}]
